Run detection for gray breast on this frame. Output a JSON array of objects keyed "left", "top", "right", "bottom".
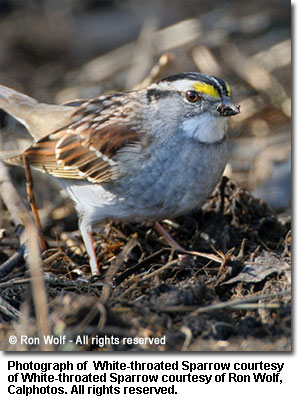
[{"left": 110, "top": 138, "right": 228, "bottom": 221}]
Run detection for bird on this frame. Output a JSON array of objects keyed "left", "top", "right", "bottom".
[{"left": 0, "top": 72, "right": 240, "bottom": 275}]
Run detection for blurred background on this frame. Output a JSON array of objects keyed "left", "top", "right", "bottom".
[{"left": 0, "top": 0, "right": 291, "bottom": 221}]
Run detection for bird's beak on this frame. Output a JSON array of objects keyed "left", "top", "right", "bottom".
[{"left": 216, "top": 98, "right": 240, "bottom": 117}]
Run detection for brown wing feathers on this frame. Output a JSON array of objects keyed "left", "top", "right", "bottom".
[
  {"left": 56, "top": 131, "right": 114, "bottom": 182},
  {"left": 57, "top": 123, "right": 142, "bottom": 182},
  {"left": 7, "top": 97, "right": 143, "bottom": 183}
]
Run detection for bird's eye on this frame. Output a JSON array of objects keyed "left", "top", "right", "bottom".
[{"left": 186, "top": 90, "right": 199, "bottom": 103}]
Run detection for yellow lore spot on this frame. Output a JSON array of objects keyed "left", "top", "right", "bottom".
[
  {"left": 225, "top": 81, "right": 232, "bottom": 97},
  {"left": 193, "top": 82, "right": 220, "bottom": 99}
]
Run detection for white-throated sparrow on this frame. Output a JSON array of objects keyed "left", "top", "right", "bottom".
[{"left": 0, "top": 72, "right": 240, "bottom": 274}]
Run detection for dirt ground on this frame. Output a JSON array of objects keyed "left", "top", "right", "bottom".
[{"left": 0, "top": 0, "right": 291, "bottom": 351}]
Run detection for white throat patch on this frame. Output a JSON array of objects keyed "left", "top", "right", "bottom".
[{"left": 182, "top": 113, "right": 228, "bottom": 143}]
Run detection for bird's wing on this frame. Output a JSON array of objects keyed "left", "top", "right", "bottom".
[{"left": 6, "top": 94, "right": 144, "bottom": 183}]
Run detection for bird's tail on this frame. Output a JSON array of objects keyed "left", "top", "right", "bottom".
[{"left": 0, "top": 84, "right": 76, "bottom": 140}]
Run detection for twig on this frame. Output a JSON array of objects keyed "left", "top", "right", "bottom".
[
  {"left": 26, "top": 222, "right": 53, "bottom": 350},
  {"left": 229, "top": 303, "right": 280, "bottom": 310},
  {"left": 125, "top": 258, "right": 179, "bottom": 287},
  {"left": 154, "top": 221, "right": 185, "bottom": 251},
  {"left": 43, "top": 250, "right": 64, "bottom": 265},
  {"left": 181, "top": 326, "right": 193, "bottom": 351},
  {"left": 114, "top": 248, "right": 166, "bottom": 286},
  {"left": 189, "top": 290, "right": 291, "bottom": 316},
  {"left": 0, "top": 295, "right": 23, "bottom": 320},
  {"left": 0, "top": 278, "right": 31, "bottom": 289},
  {"left": 0, "top": 161, "right": 52, "bottom": 350},
  {"left": 117, "top": 280, "right": 139, "bottom": 301},
  {"left": 136, "top": 53, "right": 172, "bottom": 89},
  {"left": 0, "top": 246, "right": 25, "bottom": 278},
  {"left": 100, "top": 238, "right": 139, "bottom": 303},
  {"left": 154, "top": 222, "right": 223, "bottom": 264},
  {"left": 157, "top": 290, "right": 291, "bottom": 314},
  {"left": 182, "top": 249, "right": 223, "bottom": 264},
  {"left": 118, "top": 220, "right": 223, "bottom": 289},
  {"left": 23, "top": 155, "right": 47, "bottom": 252}
]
